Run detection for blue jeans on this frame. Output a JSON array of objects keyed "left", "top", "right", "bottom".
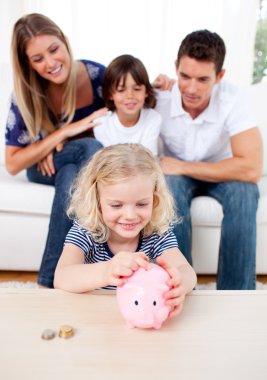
[
  {"left": 27, "top": 138, "right": 103, "bottom": 288},
  {"left": 165, "top": 175, "right": 259, "bottom": 290}
]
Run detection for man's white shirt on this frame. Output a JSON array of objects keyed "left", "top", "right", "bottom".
[{"left": 155, "top": 81, "right": 256, "bottom": 162}]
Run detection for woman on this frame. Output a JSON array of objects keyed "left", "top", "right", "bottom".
[{"left": 5, "top": 13, "right": 107, "bottom": 288}]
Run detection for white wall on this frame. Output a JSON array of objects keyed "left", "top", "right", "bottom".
[
  {"left": 0, "top": 0, "right": 260, "bottom": 163},
  {"left": 0, "top": 0, "right": 260, "bottom": 83}
]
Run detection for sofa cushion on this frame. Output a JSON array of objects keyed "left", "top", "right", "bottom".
[
  {"left": 1, "top": 164, "right": 266, "bottom": 226},
  {"left": 0, "top": 165, "right": 54, "bottom": 215},
  {"left": 191, "top": 196, "right": 223, "bottom": 226},
  {"left": 257, "top": 176, "right": 267, "bottom": 223},
  {"left": 190, "top": 176, "right": 267, "bottom": 226}
]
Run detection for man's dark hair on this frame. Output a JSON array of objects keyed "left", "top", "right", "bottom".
[{"left": 177, "top": 30, "right": 226, "bottom": 74}]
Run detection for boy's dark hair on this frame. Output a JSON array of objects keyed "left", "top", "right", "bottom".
[
  {"left": 177, "top": 30, "right": 226, "bottom": 74},
  {"left": 102, "top": 54, "right": 156, "bottom": 110}
]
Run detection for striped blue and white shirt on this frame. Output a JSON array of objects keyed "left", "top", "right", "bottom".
[{"left": 65, "top": 220, "right": 179, "bottom": 289}]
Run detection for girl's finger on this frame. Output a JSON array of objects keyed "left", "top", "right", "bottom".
[
  {"left": 165, "top": 286, "right": 182, "bottom": 300},
  {"left": 111, "top": 277, "right": 127, "bottom": 287},
  {"left": 114, "top": 265, "right": 133, "bottom": 278},
  {"left": 169, "top": 303, "right": 184, "bottom": 318},
  {"left": 136, "top": 252, "right": 149, "bottom": 261},
  {"left": 135, "top": 256, "right": 149, "bottom": 269}
]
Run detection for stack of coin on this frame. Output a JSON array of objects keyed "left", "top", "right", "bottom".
[
  {"left": 59, "top": 325, "right": 74, "bottom": 338},
  {"left": 41, "top": 329, "right": 56, "bottom": 340}
]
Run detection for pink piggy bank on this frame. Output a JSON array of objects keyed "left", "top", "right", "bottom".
[{"left": 116, "top": 263, "right": 171, "bottom": 329}]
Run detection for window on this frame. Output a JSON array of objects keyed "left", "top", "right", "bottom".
[{"left": 253, "top": 0, "right": 267, "bottom": 83}]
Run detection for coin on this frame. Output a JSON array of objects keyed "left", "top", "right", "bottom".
[
  {"left": 59, "top": 325, "right": 74, "bottom": 338},
  {"left": 41, "top": 329, "right": 56, "bottom": 340}
]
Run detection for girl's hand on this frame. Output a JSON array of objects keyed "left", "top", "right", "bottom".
[
  {"left": 105, "top": 251, "right": 149, "bottom": 287},
  {"left": 156, "top": 256, "right": 186, "bottom": 318},
  {"left": 64, "top": 107, "right": 108, "bottom": 138},
  {"left": 37, "top": 151, "right": 55, "bottom": 176}
]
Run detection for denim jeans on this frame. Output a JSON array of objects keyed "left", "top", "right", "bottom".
[
  {"left": 27, "top": 138, "right": 103, "bottom": 288},
  {"left": 165, "top": 175, "right": 260, "bottom": 290}
]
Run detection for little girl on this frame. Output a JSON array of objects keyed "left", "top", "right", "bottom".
[
  {"left": 54, "top": 143, "right": 196, "bottom": 317},
  {"left": 93, "top": 55, "right": 161, "bottom": 155}
]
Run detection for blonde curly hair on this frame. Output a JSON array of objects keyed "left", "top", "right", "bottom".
[{"left": 68, "top": 143, "right": 178, "bottom": 242}]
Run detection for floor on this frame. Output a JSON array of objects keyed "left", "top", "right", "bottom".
[
  {"left": 0, "top": 271, "right": 38, "bottom": 282},
  {"left": 0, "top": 271, "right": 267, "bottom": 284}
]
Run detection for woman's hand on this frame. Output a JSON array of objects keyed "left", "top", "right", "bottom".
[
  {"left": 156, "top": 255, "right": 186, "bottom": 318},
  {"left": 36, "top": 108, "right": 108, "bottom": 176},
  {"left": 63, "top": 107, "right": 108, "bottom": 138},
  {"left": 152, "top": 74, "right": 176, "bottom": 91},
  {"left": 37, "top": 151, "right": 55, "bottom": 176},
  {"left": 105, "top": 251, "right": 149, "bottom": 287}
]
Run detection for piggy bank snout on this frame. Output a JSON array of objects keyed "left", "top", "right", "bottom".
[
  {"left": 116, "top": 264, "right": 171, "bottom": 329},
  {"left": 131, "top": 292, "right": 169, "bottom": 328}
]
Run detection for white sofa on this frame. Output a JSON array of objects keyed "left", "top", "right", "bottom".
[{"left": 0, "top": 78, "right": 266, "bottom": 273}]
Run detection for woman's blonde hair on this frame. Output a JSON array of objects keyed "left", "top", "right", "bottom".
[
  {"left": 11, "top": 13, "right": 76, "bottom": 141},
  {"left": 68, "top": 143, "right": 178, "bottom": 243}
]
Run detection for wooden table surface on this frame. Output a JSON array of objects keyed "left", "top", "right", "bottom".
[{"left": 0, "top": 288, "right": 267, "bottom": 380}]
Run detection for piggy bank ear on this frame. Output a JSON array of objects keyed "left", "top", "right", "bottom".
[{"left": 118, "top": 282, "right": 146, "bottom": 293}]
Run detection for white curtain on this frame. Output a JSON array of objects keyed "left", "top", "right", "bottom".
[{"left": 0, "top": 0, "right": 260, "bottom": 87}]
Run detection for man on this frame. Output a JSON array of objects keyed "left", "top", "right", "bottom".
[{"left": 155, "top": 30, "right": 263, "bottom": 290}]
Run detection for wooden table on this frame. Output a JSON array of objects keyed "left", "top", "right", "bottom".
[{"left": 0, "top": 289, "right": 267, "bottom": 380}]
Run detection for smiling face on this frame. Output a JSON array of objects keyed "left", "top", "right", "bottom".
[
  {"left": 98, "top": 174, "right": 154, "bottom": 243},
  {"left": 110, "top": 73, "right": 148, "bottom": 126},
  {"left": 176, "top": 55, "right": 224, "bottom": 119},
  {"left": 25, "top": 34, "right": 71, "bottom": 85}
]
